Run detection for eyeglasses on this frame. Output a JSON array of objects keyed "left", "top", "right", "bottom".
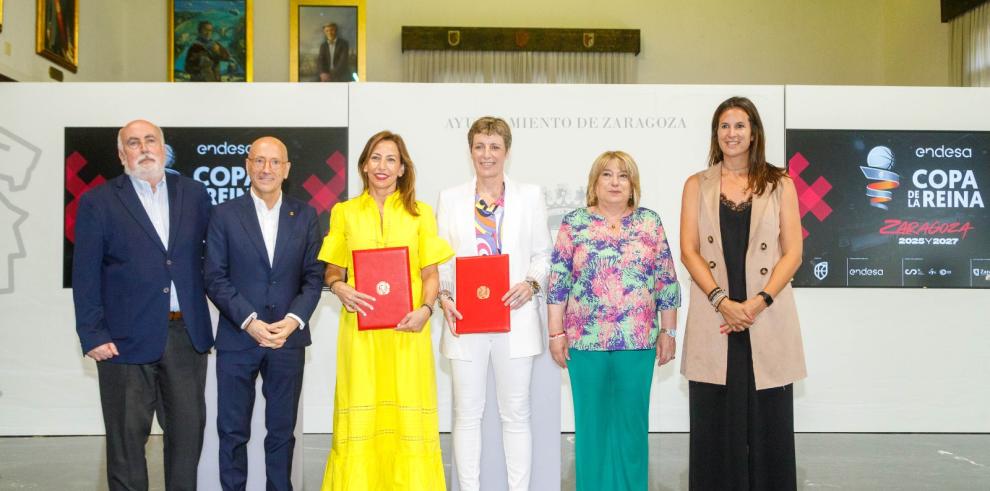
[{"left": 249, "top": 157, "right": 286, "bottom": 169}]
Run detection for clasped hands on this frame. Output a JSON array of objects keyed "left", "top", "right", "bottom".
[
  {"left": 439, "top": 281, "right": 535, "bottom": 336},
  {"left": 247, "top": 317, "right": 299, "bottom": 349},
  {"left": 718, "top": 296, "right": 768, "bottom": 334}
]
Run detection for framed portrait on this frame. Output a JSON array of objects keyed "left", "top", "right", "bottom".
[
  {"left": 35, "top": 0, "right": 79, "bottom": 73},
  {"left": 168, "top": 0, "right": 253, "bottom": 82},
  {"left": 290, "top": 0, "right": 366, "bottom": 82}
]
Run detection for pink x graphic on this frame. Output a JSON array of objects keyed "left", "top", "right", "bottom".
[
  {"left": 788, "top": 152, "right": 832, "bottom": 239},
  {"left": 302, "top": 151, "right": 347, "bottom": 214},
  {"left": 65, "top": 151, "right": 106, "bottom": 243}
]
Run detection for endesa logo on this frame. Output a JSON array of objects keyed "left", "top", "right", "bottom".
[
  {"left": 196, "top": 141, "right": 251, "bottom": 156},
  {"left": 914, "top": 145, "right": 973, "bottom": 159}
]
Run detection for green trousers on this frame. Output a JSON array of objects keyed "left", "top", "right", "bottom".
[{"left": 568, "top": 348, "right": 655, "bottom": 491}]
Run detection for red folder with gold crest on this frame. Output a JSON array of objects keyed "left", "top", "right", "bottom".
[
  {"left": 455, "top": 254, "right": 510, "bottom": 333},
  {"left": 353, "top": 246, "right": 413, "bottom": 330}
]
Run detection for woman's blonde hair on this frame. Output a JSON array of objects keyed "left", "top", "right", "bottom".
[{"left": 585, "top": 150, "right": 641, "bottom": 208}]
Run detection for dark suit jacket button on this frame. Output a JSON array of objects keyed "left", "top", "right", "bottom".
[
  {"left": 271, "top": 280, "right": 276, "bottom": 285},
  {"left": 760, "top": 242, "right": 767, "bottom": 250},
  {"left": 166, "top": 259, "right": 172, "bottom": 266},
  {"left": 709, "top": 261, "right": 716, "bottom": 269},
  {"left": 707, "top": 235, "right": 714, "bottom": 243},
  {"left": 163, "top": 287, "right": 170, "bottom": 293},
  {"left": 760, "top": 267, "right": 768, "bottom": 275}
]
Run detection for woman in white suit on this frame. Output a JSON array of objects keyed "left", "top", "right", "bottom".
[{"left": 436, "top": 116, "right": 552, "bottom": 491}]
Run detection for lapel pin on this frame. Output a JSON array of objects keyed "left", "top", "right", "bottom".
[{"left": 289, "top": 211, "right": 295, "bottom": 216}]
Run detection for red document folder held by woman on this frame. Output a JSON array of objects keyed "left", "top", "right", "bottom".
[
  {"left": 353, "top": 246, "right": 413, "bottom": 330},
  {"left": 455, "top": 254, "right": 510, "bottom": 333}
]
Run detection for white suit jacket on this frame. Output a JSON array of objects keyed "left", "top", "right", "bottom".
[{"left": 436, "top": 176, "right": 552, "bottom": 360}]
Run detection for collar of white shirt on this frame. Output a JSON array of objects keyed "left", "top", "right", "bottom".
[
  {"left": 129, "top": 174, "right": 167, "bottom": 195},
  {"left": 250, "top": 189, "right": 282, "bottom": 214}
]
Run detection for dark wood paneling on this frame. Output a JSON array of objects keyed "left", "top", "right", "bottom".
[{"left": 402, "top": 26, "right": 640, "bottom": 54}]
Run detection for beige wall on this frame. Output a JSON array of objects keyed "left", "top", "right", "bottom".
[
  {"left": 0, "top": 0, "right": 125, "bottom": 81},
  {"left": 0, "top": 0, "right": 951, "bottom": 85}
]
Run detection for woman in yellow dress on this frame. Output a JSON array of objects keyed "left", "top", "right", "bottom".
[{"left": 320, "top": 130, "right": 453, "bottom": 490}]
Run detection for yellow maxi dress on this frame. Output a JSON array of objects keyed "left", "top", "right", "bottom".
[{"left": 319, "top": 191, "right": 453, "bottom": 491}]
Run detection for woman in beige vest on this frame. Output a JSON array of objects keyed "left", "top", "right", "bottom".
[{"left": 680, "top": 96, "right": 806, "bottom": 490}]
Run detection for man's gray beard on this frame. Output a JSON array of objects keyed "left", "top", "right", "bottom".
[{"left": 124, "top": 159, "right": 165, "bottom": 182}]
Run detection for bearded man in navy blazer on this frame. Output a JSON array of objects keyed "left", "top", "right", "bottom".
[
  {"left": 72, "top": 119, "right": 214, "bottom": 491},
  {"left": 205, "top": 136, "right": 323, "bottom": 491}
]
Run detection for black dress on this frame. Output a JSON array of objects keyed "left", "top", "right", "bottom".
[{"left": 688, "top": 194, "right": 797, "bottom": 491}]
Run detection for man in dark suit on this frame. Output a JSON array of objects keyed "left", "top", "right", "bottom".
[
  {"left": 205, "top": 136, "right": 323, "bottom": 491},
  {"left": 72, "top": 119, "right": 213, "bottom": 491},
  {"left": 317, "top": 23, "right": 351, "bottom": 82}
]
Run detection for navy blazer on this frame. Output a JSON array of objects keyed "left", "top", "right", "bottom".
[
  {"left": 72, "top": 173, "right": 214, "bottom": 364},
  {"left": 204, "top": 192, "right": 324, "bottom": 351}
]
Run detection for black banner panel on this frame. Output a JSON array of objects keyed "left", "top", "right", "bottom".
[
  {"left": 787, "top": 129, "right": 989, "bottom": 288},
  {"left": 63, "top": 127, "right": 348, "bottom": 288}
]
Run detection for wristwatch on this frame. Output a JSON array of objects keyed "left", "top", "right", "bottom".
[
  {"left": 660, "top": 328, "right": 677, "bottom": 338},
  {"left": 757, "top": 291, "right": 774, "bottom": 307}
]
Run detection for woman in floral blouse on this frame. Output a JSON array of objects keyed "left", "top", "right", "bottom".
[{"left": 547, "top": 150, "right": 681, "bottom": 491}]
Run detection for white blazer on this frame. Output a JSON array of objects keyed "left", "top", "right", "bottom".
[{"left": 436, "top": 175, "right": 552, "bottom": 360}]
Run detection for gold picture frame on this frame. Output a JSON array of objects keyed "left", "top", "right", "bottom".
[
  {"left": 1, "top": 0, "right": 5, "bottom": 34},
  {"left": 35, "top": 0, "right": 79, "bottom": 73},
  {"left": 168, "top": 0, "right": 253, "bottom": 82},
  {"left": 290, "top": 0, "right": 366, "bottom": 82}
]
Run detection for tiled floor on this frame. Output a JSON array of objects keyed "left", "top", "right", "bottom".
[{"left": 2, "top": 433, "right": 988, "bottom": 489}]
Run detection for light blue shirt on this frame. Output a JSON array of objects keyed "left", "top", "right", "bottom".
[{"left": 129, "top": 175, "right": 180, "bottom": 312}]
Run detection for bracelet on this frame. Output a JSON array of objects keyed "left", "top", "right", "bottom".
[
  {"left": 525, "top": 278, "right": 541, "bottom": 295},
  {"left": 421, "top": 304, "right": 434, "bottom": 316},
  {"left": 327, "top": 279, "right": 345, "bottom": 293},
  {"left": 548, "top": 332, "right": 566, "bottom": 341},
  {"left": 714, "top": 296, "right": 728, "bottom": 312},
  {"left": 707, "top": 286, "right": 722, "bottom": 300},
  {"left": 710, "top": 290, "right": 728, "bottom": 311}
]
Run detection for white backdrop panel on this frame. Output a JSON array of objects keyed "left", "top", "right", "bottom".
[
  {"left": 342, "top": 83, "right": 786, "bottom": 433},
  {"left": 1, "top": 83, "right": 984, "bottom": 443},
  {"left": 785, "top": 85, "right": 990, "bottom": 432}
]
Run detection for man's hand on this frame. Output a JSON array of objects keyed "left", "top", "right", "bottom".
[
  {"left": 268, "top": 317, "right": 301, "bottom": 346},
  {"left": 86, "top": 342, "right": 119, "bottom": 361},
  {"left": 246, "top": 319, "right": 282, "bottom": 348}
]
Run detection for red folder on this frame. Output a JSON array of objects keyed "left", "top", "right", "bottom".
[
  {"left": 352, "top": 246, "right": 413, "bottom": 330},
  {"left": 455, "top": 254, "right": 510, "bottom": 334}
]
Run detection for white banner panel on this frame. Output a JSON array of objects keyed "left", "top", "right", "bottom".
[
  {"left": 345, "top": 83, "right": 786, "bottom": 437},
  {"left": 2, "top": 83, "right": 982, "bottom": 459},
  {"left": 785, "top": 85, "right": 990, "bottom": 432}
]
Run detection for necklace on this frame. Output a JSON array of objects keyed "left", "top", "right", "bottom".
[{"left": 598, "top": 208, "right": 629, "bottom": 231}]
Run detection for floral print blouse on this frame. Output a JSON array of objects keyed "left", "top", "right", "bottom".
[{"left": 547, "top": 207, "right": 681, "bottom": 351}]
